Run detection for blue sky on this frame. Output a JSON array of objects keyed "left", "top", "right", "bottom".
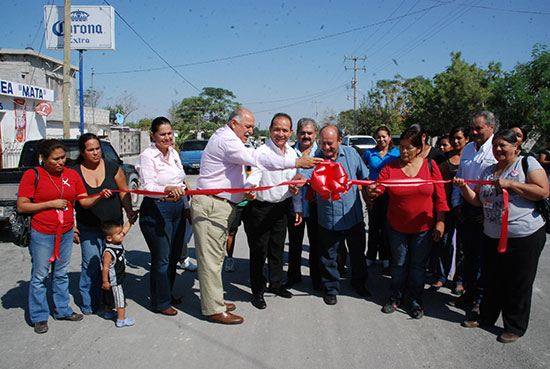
[{"left": 2, "top": 0, "right": 550, "bottom": 129}]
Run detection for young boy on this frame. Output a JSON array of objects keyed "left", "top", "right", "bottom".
[{"left": 101, "top": 220, "right": 134, "bottom": 328}]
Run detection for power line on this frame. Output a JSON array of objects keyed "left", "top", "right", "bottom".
[
  {"left": 243, "top": 84, "right": 346, "bottom": 105},
  {"left": 429, "top": 0, "right": 550, "bottom": 15},
  {"left": 101, "top": 0, "right": 200, "bottom": 91},
  {"left": 95, "top": 2, "right": 450, "bottom": 76}
]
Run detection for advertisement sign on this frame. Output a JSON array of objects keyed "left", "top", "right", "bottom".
[
  {"left": 0, "top": 79, "right": 55, "bottom": 102},
  {"left": 44, "top": 5, "right": 115, "bottom": 50},
  {"left": 14, "top": 99, "right": 27, "bottom": 143},
  {"left": 35, "top": 102, "right": 53, "bottom": 117}
]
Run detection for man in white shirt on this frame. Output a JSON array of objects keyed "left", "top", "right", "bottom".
[
  {"left": 191, "top": 108, "right": 321, "bottom": 324},
  {"left": 244, "top": 113, "right": 302, "bottom": 310},
  {"left": 450, "top": 111, "right": 498, "bottom": 315}
]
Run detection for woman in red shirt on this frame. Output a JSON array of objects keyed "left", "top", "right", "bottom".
[
  {"left": 368, "top": 127, "right": 449, "bottom": 319},
  {"left": 17, "top": 139, "right": 108, "bottom": 334}
]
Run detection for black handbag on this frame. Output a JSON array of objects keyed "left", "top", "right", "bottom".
[
  {"left": 521, "top": 157, "right": 550, "bottom": 233},
  {"left": 9, "top": 168, "right": 38, "bottom": 247}
]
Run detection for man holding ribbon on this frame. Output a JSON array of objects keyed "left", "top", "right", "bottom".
[
  {"left": 449, "top": 111, "right": 498, "bottom": 317},
  {"left": 244, "top": 113, "right": 302, "bottom": 310},
  {"left": 191, "top": 108, "right": 322, "bottom": 324},
  {"left": 308, "top": 125, "right": 370, "bottom": 305}
]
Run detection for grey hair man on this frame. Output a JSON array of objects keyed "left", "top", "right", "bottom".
[
  {"left": 449, "top": 110, "right": 498, "bottom": 316},
  {"left": 191, "top": 108, "right": 322, "bottom": 324}
]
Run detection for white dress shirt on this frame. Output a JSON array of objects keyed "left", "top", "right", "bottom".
[
  {"left": 197, "top": 124, "right": 296, "bottom": 203},
  {"left": 245, "top": 139, "right": 302, "bottom": 212},
  {"left": 451, "top": 135, "right": 497, "bottom": 208},
  {"left": 136, "top": 143, "right": 189, "bottom": 207}
]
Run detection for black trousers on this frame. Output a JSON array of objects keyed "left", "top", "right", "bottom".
[
  {"left": 480, "top": 226, "right": 546, "bottom": 336},
  {"left": 460, "top": 202, "right": 484, "bottom": 303},
  {"left": 366, "top": 192, "right": 390, "bottom": 262},
  {"left": 245, "top": 198, "right": 291, "bottom": 296},
  {"left": 287, "top": 202, "right": 321, "bottom": 285}
]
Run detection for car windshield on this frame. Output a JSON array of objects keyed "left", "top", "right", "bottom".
[
  {"left": 181, "top": 141, "right": 208, "bottom": 151},
  {"left": 350, "top": 137, "right": 376, "bottom": 146}
]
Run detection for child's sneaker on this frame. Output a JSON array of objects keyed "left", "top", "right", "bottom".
[
  {"left": 116, "top": 317, "right": 135, "bottom": 328},
  {"left": 104, "top": 311, "right": 117, "bottom": 320}
]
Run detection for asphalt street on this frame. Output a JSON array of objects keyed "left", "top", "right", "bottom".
[{"left": 1, "top": 174, "right": 549, "bottom": 369}]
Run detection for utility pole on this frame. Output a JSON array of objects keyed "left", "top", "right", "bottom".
[
  {"left": 62, "top": 0, "right": 72, "bottom": 138},
  {"left": 344, "top": 56, "right": 366, "bottom": 134}
]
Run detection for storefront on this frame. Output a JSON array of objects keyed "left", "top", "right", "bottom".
[{"left": 0, "top": 79, "right": 54, "bottom": 168}]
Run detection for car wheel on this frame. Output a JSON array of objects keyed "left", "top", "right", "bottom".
[{"left": 127, "top": 174, "right": 141, "bottom": 208}]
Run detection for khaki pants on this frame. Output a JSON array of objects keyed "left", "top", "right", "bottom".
[{"left": 191, "top": 195, "right": 236, "bottom": 316}]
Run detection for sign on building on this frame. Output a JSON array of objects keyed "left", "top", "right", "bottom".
[
  {"left": 44, "top": 5, "right": 115, "bottom": 50},
  {"left": 0, "top": 79, "right": 55, "bottom": 102}
]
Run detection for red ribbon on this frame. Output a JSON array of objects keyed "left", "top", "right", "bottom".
[
  {"left": 74, "top": 163, "right": 510, "bottom": 253},
  {"left": 309, "top": 160, "right": 351, "bottom": 200},
  {"left": 49, "top": 210, "right": 64, "bottom": 263}
]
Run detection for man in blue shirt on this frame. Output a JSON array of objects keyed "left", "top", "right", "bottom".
[
  {"left": 310, "top": 125, "right": 370, "bottom": 305},
  {"left": 286, "top": 118, "right": 322, "bottom": 291}
]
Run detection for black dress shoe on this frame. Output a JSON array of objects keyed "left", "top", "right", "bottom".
[
  {"left": 55, "top": 312, "right": 83, "bottom": 321},
  {"left": 323, "top": 294, "right": 337, "bottom": 305},
  {"left": 251, "top": 294, "right": 267, "bottom": 309},
  {"left": 34, "top": 321, "right": 48, "bottom": 334},
  {"left": 268, "top": 287, "right": 293, "bottom": 298}
]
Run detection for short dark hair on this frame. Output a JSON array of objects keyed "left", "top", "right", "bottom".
[
  {"left": 450, "top": 125, "right": 469, "bottom": 139},
  {"left": 150, "top": 116, "right": 172, "bottom": 133},
  {"left": 38, "top": 139, "right": 66, "bottom": 160},
  {"left": 101, "top": 221, "right": 121, "bottom": 238},
  {"left": 400, "top": 127, "right": 423, "bottom": 149},
  {"left": 270, "top": 112, "right": 293, "bottom": 129}
]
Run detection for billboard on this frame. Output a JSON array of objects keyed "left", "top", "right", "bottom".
[{"left": 44, "top": 5, "right": 115, "bottom": 50}]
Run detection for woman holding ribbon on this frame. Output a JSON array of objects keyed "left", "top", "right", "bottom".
[
  {"left": 362, "top": 126, "right": 399, "bottom": 274},
  {"left": 73, "top": 133, "right": 137, "bottom": 315},
  {"left": 17, "top": 139, "right": 110, "bottom": 334},
  {"left": 454, "top": 129, "right": 548, "bottom": 343},
  {"left": 368, "top": 127, "right": 448, "bottom": 319},
  {"left": 136, "top": 117, "right": 190, "bottom": 316}
]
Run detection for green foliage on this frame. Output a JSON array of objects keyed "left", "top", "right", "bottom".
[
  {"left": 126, "top": 118, "right": 152, "bottom": 131},
  {"left": 491, "top": 43, "right": 550, "bottom": 136},
  {"left": 170, "top": 87, "right": 241, "bottom": 146}
]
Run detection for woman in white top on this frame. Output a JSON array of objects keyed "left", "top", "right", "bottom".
[
  {"left": 454, "top": 129, "right": 548, "bottom": 343},
  {"left": 136, "top": 117, "right": 190, "bottom": 316}
]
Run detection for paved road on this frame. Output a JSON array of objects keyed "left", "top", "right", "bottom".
[{"left": 1, "top": 174, "right": 549, "bottom": 369}]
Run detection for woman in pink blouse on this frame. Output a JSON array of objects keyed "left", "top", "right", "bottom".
[{"left": 136, "top": 117, "right": 190, "bottom": 316}]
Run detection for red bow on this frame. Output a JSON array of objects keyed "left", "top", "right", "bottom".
[{"left": 309, "top": 160, "right": 350, "bottom": 201}]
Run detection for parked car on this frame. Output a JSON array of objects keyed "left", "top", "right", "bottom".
[
  {"left": 179, "top": 139, "right": 208, "bottom": 173},
  {"left": 0, "top": 139, "right": 141, "bottom": 225},
  {"left": 342, "top": 135, "right": 377, "bottom": 156}
]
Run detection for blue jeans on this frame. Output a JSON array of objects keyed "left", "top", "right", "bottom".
[
  {"left": 28, "top": 228, "right": 75, "bottom": 323},
  {"left": 319, "top": 222, "right": 368, "bottom": 295},
  {"left": 140, "top": 197, "right": 186, "bottom": 311},
  {"left": 387, "top": 226, "right": 432, "bottom": 308},
  {"left": 78, "top": 223, "right": 105, "bottom": 313}
]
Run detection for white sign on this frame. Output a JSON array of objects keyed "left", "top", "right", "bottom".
[
  {"left": 0, "top": 79, "right": 55, "bottom": 102},
  {"left": 44, "top": 5, "right": 115, "bottom": 50}
]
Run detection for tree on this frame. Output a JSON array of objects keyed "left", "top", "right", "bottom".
[
  {"left": 170, "top": 87, "right": 240, "bottom": 143},
  {"left": 105, "top": 93, "right": 139, "bottom": 123},
  {"left": 490, "top": 44, "right": 550, "bottom": 136},
  {"left": 126, "top": 118, "right": 152, "bottom": 131},
  {"left": 405, "top": 52, "right": 501, "bottom": 135},
  {"left": 79, "top": 88, "right": 103, "bottom": 108}
]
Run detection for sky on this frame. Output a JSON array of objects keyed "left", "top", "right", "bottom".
[{"left": 2, "top": 0, "right": 550, "bottom": 130}]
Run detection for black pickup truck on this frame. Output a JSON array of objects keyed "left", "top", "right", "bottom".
[{"left": 0, "top": 139, "right": 141, "bottom": 223}]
